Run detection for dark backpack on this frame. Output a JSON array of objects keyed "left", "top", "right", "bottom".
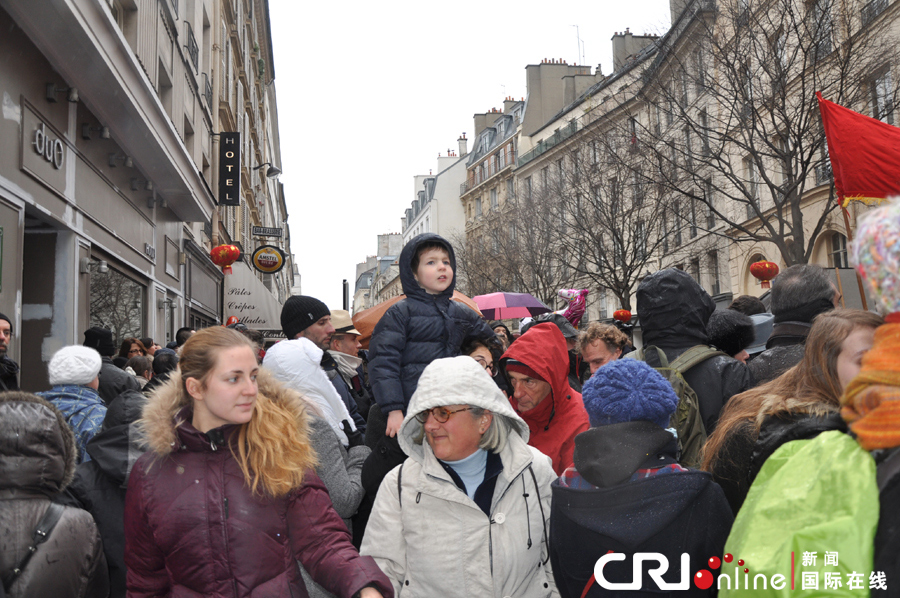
[{"left": 628, "top": 345, "right": 724, "bottom": 467}]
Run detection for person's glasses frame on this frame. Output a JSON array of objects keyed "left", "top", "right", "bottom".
[
  {"left": 473, "top": 356, "right": 496, "bottom": 376},
  {"left": 415, "top": 406, "right": 475, "bottom": 424}
]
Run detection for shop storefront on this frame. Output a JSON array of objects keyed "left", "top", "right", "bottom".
[{"left": 0, "top": 5, "right": 216, "bottom": 390}]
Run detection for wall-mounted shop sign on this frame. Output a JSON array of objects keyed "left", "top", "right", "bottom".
[
  {"left": 21, "top": 102, "right": 67, "bottom": 198},
  {"left": 251, "top": 226, "right": 283, "bottom": 238},
  {"left": 224, "top": 261, "right": 284, "bottom": 338},
  {"left": 218, "top": 132, "right": 240, "bottom": 206},
  {"left": 33, "top": 123, "right": 64, "bottom": 170},
  {"left": 251, "top": 245, "right": 285, "bottom": 274}
]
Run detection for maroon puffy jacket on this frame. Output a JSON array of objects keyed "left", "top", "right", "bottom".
[{"left": 124, "top": 371, "right": 392, "bottom": 598}]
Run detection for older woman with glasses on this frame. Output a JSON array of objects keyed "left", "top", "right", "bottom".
[{"left": 361, "top": 356, "right": 558, "bottom": 598}]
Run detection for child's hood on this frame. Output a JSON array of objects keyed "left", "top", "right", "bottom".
[{"left": 399, "top": 232, "right": 457, "bottom": 301}]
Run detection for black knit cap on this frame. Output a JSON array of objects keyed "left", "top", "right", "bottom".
[
  {"left": 0, "top": 313, "right": 11, "bottom": 332},
  {"left": 281, "top": 295, "right": 330, "bottom": 339},
  {"left": 83, "top": 326, "right": 117, "bottom": 357}
]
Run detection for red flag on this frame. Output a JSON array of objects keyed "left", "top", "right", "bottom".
[{"left": 817, "top": 91, "right": 900, "bottom": 206}]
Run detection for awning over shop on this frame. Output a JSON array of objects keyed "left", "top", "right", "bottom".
[{"left": 225, "top": 261, "right": 285, "bottom": 339}]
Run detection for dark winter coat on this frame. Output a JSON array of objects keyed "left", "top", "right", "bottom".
[
  {"left": 369, "top": 233, "right": 494, "bottom": 415},
  {"left": 550, "top": 421, "right": 732, "bottom": 597},
  {"left": 124, "top": 370, "right": 392, "bottom": 598},
  {"left": 38, "top": 384, "right": 108, "bottom": 464},
  {"left": 708, "top": 410, "right": 847, "bottom": 514},
  {"left": 500, "top": 323, "right": 590, "bottom": 475},
  {"left": 0, "top": 392, "right": 109, "bottom": 598},
  {"left": 706, "top": 309, "right": 755, "bottom": 358},
  {"left": 98, "top": 356, "right": 141, "bottom": 405},
  {"left": 874, "top": 446, "right": 900, "bottom": 597},
  {"left": 636, "top": 268, "right": 752, "bottom": 433},
  {"left": 0, "top": 355, "right": 19, "bottom": 390},
  {"left": 748, "top": 322, "right": 810, "bottom": 385},
  {"left": 62, "top": 389, "right": 147, "bottom": 598}
]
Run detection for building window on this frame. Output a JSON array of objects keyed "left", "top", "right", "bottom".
[
  {"left": 831, "top": 232, "right": 849, "bottom": 268},
  {"left": 673, "top": 201, "right": 682, "bottom": 246},
  {"left": 872, "top": 68, "right": 894, "bottom": 125},
  {"left": 506, "top": 177, "right": 514, "bottom": 201},
  {"left": 705, "top": 179, "right": 716, "bottom": 228},
  {"left": 695, "top": 47, "right": 707, "bottom": 94},
  {"left": 524, "top": 176, "right": 532, "bottom": 201},
  {"left": 684, "top": 127, "right": 693, "bottom": 169},
  {"left": 699, "top": 109, "right": 710, "bottom": 155},
  {"left": 689, "top": 197, "right": 698, "bottom": 238},
  {"left": 745, "top": 157, "right": 759, "bottom": 219},
  {"left": 691, "top": 257, "right": 701, "bottom": 283},
  {"left": 490, "top": 188, "right": 498, "bottom": 210},
  {"left": 599, "top": 287, "right": 608, "bottom": 319},
  {"left": 475, "top": 198, "right": 482, "bottom": 217},
  {"left": 628, "top": 117, "right": 638, "bottom": 147},
  {"left": 811, "top": 0, "right": 833, "bottom": 55},
  {"left": 90, "top": 261, "right": 144, "bottom": 344},
  {"left": 636, "top": 222, "right": 647, "bottom": 260},
  {"left": 709, "top": 251, "right": 721, "bottom": 295}
]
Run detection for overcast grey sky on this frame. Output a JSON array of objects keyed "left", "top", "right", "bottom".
[{"left": 269, "top": 0, "right": 672, "bottom": 309}]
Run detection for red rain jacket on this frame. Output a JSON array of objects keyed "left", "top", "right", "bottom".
[{"left": 501, "top": 323, "right": 589, "bottom": 475}]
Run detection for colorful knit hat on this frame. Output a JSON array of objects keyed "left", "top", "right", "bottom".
[
  {"left": 581, "top": 359, "right": 679, "bottom": 429},
  {"left": 843, "top": 197, "right": 900, "bottom": 450}
]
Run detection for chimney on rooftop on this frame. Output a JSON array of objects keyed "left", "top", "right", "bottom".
[{"left": 458, "top": 133, "right": 468, "bottom": 157}]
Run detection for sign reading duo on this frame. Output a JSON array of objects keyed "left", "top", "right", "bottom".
[
  {"left": 251, "top": 245, "right": 285, "bottom": 274},
  {"left": 218, "top": 132, "right": 241, "bottom": 206}
]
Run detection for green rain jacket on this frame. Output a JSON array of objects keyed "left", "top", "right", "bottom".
[{"left": 721, "top": 430, "right": 879, "bottom": 598}]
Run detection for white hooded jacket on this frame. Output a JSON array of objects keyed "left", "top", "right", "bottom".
[
  {"left": 361, "top": 356, "right": 559, "bottom": 598},
  {"left": 263, "top": 337, "right": 355, "bottom": 445}
]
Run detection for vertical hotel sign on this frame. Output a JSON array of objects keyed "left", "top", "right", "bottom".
[{"left": 219, "top": 132, "right": 241, "bottom": 206}]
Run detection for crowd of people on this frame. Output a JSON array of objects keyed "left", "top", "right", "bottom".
[{"left": 2, "top": 220, "right": 900, "bottom": 597}]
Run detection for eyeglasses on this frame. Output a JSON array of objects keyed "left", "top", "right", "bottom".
[
  {"left": 415, "top": 406, "right": 475, "bottom": 424},
  {"left": 473, "top": 356, "right": 496, "bottom": 376},
  {"left": 128, "top": 348, "right": 142, "bottom": 355}
]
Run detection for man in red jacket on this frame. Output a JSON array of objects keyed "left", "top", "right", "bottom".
[{"left": 500, "top": 323, "right": 589, "bottom": 475}]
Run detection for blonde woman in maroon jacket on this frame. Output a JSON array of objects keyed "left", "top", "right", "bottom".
[{"left": 124, "top": 327, "right": 391, "bottom": 598}]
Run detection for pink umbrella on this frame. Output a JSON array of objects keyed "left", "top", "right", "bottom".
[{"left": 473, "top": 292, "right": 552, "bottom": 320}]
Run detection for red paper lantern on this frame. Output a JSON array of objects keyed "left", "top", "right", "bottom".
[
  {"left": 750, "top": 260, "right": 780, "bottom": 289},
  {"left": 613, "top": 309, "right": 632, "bottom": 323},
  {"left": 210, "top": 244, "right": 240, "bottom": 275}
]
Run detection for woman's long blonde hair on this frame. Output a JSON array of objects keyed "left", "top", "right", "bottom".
[
  {"left": 701, "top": 309, "right": 883, "bottom": 472},
  {"left": 177, "top": 327, "right": 316, "bottom": 497}
]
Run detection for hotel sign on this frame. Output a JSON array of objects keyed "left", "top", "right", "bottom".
[{"left": 218, "top": 132, "right": 240, "bottom": 206}]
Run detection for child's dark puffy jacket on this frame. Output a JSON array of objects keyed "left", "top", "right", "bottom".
[{"left": 369, "top": 233, "right": 494, "bottom": 415}]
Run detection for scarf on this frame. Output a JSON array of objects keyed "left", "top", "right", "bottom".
[
  {"left": 328, "top": 350, "right": 363, "bottom": 381},
  {"left": 841, "top": 322, "right": 900, "bottom": 451}
]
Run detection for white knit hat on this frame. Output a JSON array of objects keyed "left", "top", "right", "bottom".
[{"left": 48, "top": 345, "right": 102, "bottom": 386}]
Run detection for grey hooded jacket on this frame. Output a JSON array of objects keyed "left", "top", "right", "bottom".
[{"left": 0, "top": 392, "right": 109, "bottom": 598}]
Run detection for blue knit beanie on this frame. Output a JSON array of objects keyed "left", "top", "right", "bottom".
[{"left": 582, "top": 359, "right": 679, "bottom": 429}]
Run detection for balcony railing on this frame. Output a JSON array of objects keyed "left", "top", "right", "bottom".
[
  {"left": 862, "top": 0, "right": 888, "bottom": 25},
  {"left": 204, "top": 73, "right": 213, "bottom": 108},
  {"left": 184, "top": 21, "right": 199, "bottom": 72},
  {"left": 815, "top": 162, "right": 833, "bottom": 185},
  {"left": 460, "top": 149, "right": 516, "bottom": 195},
  {"left": 517, "top": 120, "right": 579, "bottom": 167}
]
